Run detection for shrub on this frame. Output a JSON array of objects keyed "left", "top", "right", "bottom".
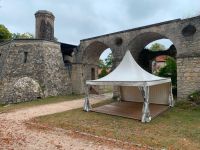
[
  {"left": 98, "top": 68, "right": 108, "bottom": 78},
  {"left": 188, "top": 91, "right": 200, "bottom": 105},
  {"left": 157, "top": 57, "right": 177, "bottom": 95}
]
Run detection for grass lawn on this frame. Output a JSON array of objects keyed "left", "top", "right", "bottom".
[
  {"left": 33, "top": 100, "right": 200, "bottom": 149},
  {"left": 0, "top": 94, "right": 84, "bottom": 113}
]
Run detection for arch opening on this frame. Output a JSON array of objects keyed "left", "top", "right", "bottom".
[
  {"left": 98, "top": 48, "right": 112, "bottom": 79},
  {"left": 83, "top": 41, "right": 113, "bottom": 94},
  {"left": 128, "top": 32, "right": 177, "bottom": 72},
  {"left": 128, "top": 32, "right": 177, "bottom": 95}
]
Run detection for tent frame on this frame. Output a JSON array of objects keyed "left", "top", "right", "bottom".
[
  {"left": 83, "top": 50, "right": 174, "bottom": 123},
  {"left": 83, "top": 82, "right": 174, "bottom": 123}
]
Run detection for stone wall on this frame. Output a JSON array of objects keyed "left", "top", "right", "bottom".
[
  {"left": 0, "top": 40, "right": 72, "bottom": 104},
  {"left": 71, "top": 64, "right": 85, "bottom": 94},
  {"left": 177, "top": 57, "right": 200, "bottom": 99},
  {"left": 78, "top": 15, "right": 200, "bottom": 99}
]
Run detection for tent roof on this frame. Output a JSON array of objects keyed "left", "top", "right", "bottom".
[{"left": 86, "top": 50, "right": 171, "bottom": 86}]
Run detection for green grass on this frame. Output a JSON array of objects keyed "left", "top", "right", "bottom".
[
  {"left": 33, "top": 100, "right": 200, "bottom": 150},
  {"left": 0, "top": 94, "right": 84, "bottom": 113}
]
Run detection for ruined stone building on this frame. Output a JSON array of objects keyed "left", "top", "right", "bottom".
[{"left": 0, "top": 10, "right": 200, "bottom": 104}]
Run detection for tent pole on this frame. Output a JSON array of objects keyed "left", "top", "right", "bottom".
[
  {"left": 169, "top": 83, "right": 174, "bottom": 107},
  {"left": 141, "top": 85, "right": 151, "bottom": 123},
  {"left": 83, "top": 85, "right": 92, "bottom": 112},
  {"left": 117, "top": 86, "right": 122, "bottom": 102}
]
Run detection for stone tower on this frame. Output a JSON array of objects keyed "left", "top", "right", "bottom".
[{"left": 35, "top": 10, "right": 55, "bottom": 41}]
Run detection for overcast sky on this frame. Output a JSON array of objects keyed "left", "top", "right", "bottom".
[{"left": 0, "top": 0, "right": 200, "bottom": 47}]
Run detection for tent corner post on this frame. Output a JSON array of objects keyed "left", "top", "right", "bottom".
[
  {"left": 83, "top": 85, "right": 92, "bottom": 112},
  {"left": 169, "top": 84, "right": 174, "bottom": 107},
  {"left": 141, "top": 85, "right": 152, "bottom": 123}
]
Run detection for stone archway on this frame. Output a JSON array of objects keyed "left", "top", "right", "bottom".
[
  {"left": 82, "top": 41, "right": 113, "bottom": 81},
  {"left": 127, "top": 32, "right": 178, "bottom": 62},
  {"left": 78, "top": 16, "right": 200, "bottom": 98},
  {"left": 139, "top": 44, "right": 177, "bottom": 72}
]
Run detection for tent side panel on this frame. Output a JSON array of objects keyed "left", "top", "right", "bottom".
[
  {"left": 120, "top": 83, "right": 170, "bottom": 105},
  {"left": 120, "top": 86, "right": 143, "bottom": 102},
  {"left": 149, "top": 83, "right": 170, "bottom": 105}
]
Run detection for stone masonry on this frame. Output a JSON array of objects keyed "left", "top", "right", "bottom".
[
  {"left": 177, "top": 57, "right": 200, "bottom": 98},
  {"left": 0, "top": 10, "right": 200, "bottom": 103},
  {"left": 77, "top": 16, "right": 200, "bottom": 99},
  {"left": 35, "top": 10, "right": 55, "bottom": 41},
  {"left": 0, "top": 40, "right": 71, "bottom": 104}
]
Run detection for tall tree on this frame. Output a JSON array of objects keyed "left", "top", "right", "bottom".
[
  {"left": 149, "top": 43, "right": 166, "bottom": 51},
  {"left": 0, "top": 24, "right": 12, "bottom": 40}
]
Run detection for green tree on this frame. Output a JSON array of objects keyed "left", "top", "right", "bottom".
[
  {"left": 12, "top": 32, "right": 34, "bottom": 39},
  {"left": 149, "top": 43, "right": 166, "bottom": 51},
  {"left": 158, "top": 57, "right": 177, "bottom": 94},
  {"left": 0, "top": 24, "right": 12, "bottom": 40},
  {"left": 105, "top": 53, "right": 113, "bottom": 68},
  {"left": 98, "top": 59, "right": 105, "bottom": 69},
  {"left": 98, "top": 53, "right": 113, "bottom": 69},
  {"left": 98, "top": 53, "right": 113, "bottom": 78},
  {"left": 98, "top": 68, "right": 108, "bottom": 78}
]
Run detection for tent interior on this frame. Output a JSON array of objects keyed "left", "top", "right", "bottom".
[
  {"left": 92, "top": 84, "right": 170, "bottom": 120},
  {"left": 84, "top": 50, "right": 174, "bottom": 123}
]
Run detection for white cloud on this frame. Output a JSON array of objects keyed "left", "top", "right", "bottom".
[{"left": 0, "top": 0, "right": 200, "bottom": 45}]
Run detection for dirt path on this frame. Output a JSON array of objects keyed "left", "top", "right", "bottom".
[{"left": 0, "top": 94, "right": 124, "bottom": 150}]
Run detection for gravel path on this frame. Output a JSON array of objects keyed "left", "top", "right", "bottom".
[{"left": 0, "top": 94, "right": 124, "bottom": 150}]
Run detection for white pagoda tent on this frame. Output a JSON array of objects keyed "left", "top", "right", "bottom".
[{"left": 84, "top": 50, "right": 174, "bottom": 123}]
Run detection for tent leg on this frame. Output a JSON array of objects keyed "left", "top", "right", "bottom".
[
  {"left": 117, "top": 86, "right": 122, "bottom": 102},
  {"left": 83, "top": 85, "right": 92, "bottom": 112},
  {"left": 141, "top": 86, "right": 151, "bottom": 123},
  {"left": 169, "top": 84, "right": 174, "bottom": 107}
]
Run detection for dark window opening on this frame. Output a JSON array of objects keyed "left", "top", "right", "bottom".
[
  {"left": 91, "top": 68, "right": 95, "bottom": 80},
  {"left": 23, "top": 52, "right": 28, "bottom": 63}
]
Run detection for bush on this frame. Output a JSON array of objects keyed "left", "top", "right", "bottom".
[
  {"left": 98, "top": 68, "right": 108, "bottom": 78},
  {"left": 188, "top": 91, "right": 200, "bottom": 105},
  {"left": 157, "top": 57, "right": 177, "bottom": 95}
]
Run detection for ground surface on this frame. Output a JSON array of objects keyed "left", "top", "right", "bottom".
[
  {"left": 0, "top": 95, "right": 84, "bottom": 113},
  {"left": 34, "top": 101, "right": 200, "bottom": 150},
  {"left": 0, "top": 94, "right": 127, "bottom": 150}
]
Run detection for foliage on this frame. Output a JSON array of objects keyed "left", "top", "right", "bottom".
[
  {"left": 104, "top": 53, "right": 113, "bottom": 68},
  {"left": 157, "top": 57, "right": 177, "bottom": 94},
  {"left": 149, "top": 43, "right": 166, "bottom": 51},
  {"left": 0, "top": 24, "right": 12, "bottom": 40},
  {"left": 98, "top": 68, "right": 108, "bottom": 78},
  {"left": 188, "top": 91, "right": 200, "bottom": 105},
  {"left": 98, "top": 53, "right": 113, "bottom": 78},
  {"left": 99, "top": 53, "right": 113, "bottom": 69},
  {"left": 12, "top": 32, "right": 34, "bottom": 39},
  {"left": 98, "top": 59, "right": 105, "bottom": 68},
  {"left": 0, "top": 24, "right": 34, "bottom": 41}
]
